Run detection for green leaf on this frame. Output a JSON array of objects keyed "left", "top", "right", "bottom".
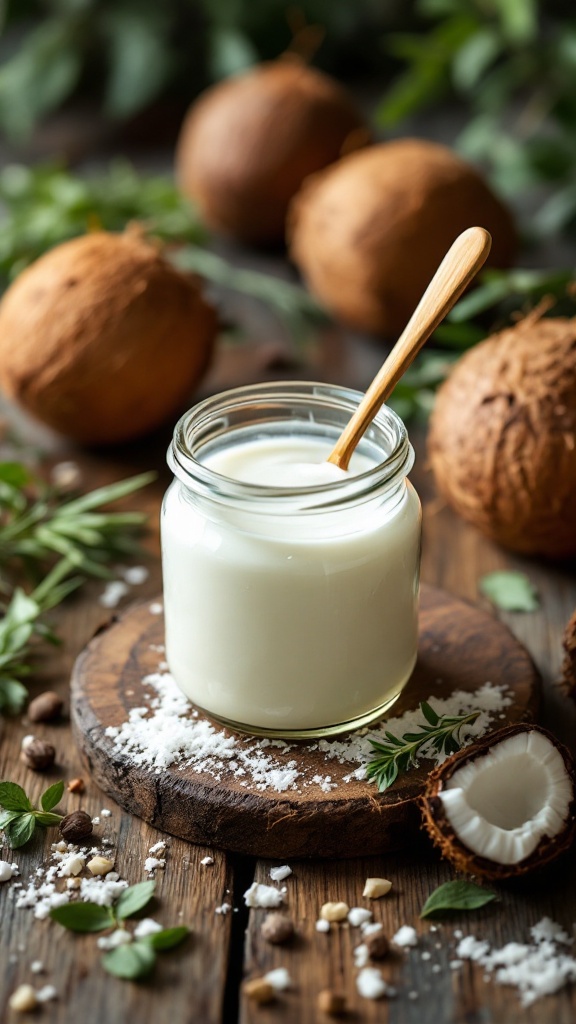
[
  {"left": 102, "top": 12, "right": 170, "bottom": 120},
  {"left": 421, "top": 880, "right": 497, "bottom": 918},
  {"left": 115, "top": 881, "right": 156, "bottom": 920},
  {"left": 0, "top": 463, "right": 30, "bottom": 488},
  {"left": 50, "top": 903, "right": 115, "bottom": 933},
  {"left": 452, "top": 29, "right": 502, "bottom": 92},
  {"left": 421, "top": 701, "right": 440, "bottom": 727},
  {"left": 147, "top": 926, "right": 189, "bottom": 951},
  {"left": 0, "top": 781, "right": 33, "bottom": 812},
  {"left": 41, "top": 780, "right": 64, "bottom": 812},
  {"left": 33, "top": 811, "right": 62, "bottom": 827},
  {"left": 479, "top": 571, "right": 539, "bottom": 612},
  {"left": 0, "top": 809, "right": 24, "bottom": 829},
  {"left": 0, "top": 678, "right": 29, "bottom": 714},
  {"left": 102, "top": 940, "right": 156, "bottom": 980},
  {"left": 6, "top": 812, "right": 37, "bottom": 848}
]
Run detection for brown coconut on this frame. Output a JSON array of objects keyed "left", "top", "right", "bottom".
[
  {"left": 421, "top": 724, "right": 576, "bottom": 880},
  {"left": 0, "top": 230, "right": 216, "bottom": 445},
  {"left": 175, "top": 59, "right": 368, "bottom": 246},
  {"left": 288, "top": 139, "right": 516, "bottom": 337},
  {"left": 428, "top": 314, "right": 576, "bottom": 557},
  {"left": 561, "top": 609, "right": 576, "bottom": 701}
]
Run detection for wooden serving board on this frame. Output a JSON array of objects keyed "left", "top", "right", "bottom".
[{"left": 71, "top": 584, "right": 540, "bottom": 859}]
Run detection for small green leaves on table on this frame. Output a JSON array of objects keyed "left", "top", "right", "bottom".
[
  {"left": 0, "top": 779, "right": 64, "bottom": 847},
  {"left": 421, "top": 880, "right": 497, "bottom": 918},
  {"left": 50, "top": 881, "right": 189, "bottom": 981},
  {"left": 479, "top": 571, "right": 539, "bottom": 612}
]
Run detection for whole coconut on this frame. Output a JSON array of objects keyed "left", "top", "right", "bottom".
[
  {"left": 0, "top": 230, "right": 216, "bottom": 445},
  {"left": 288, "top": 139, "right": 516, "bottom": 337},
  {"left": 428, "top": 314, "right": 576, "bottom": 557},
  {"left": 175, "top": 59, "right": 367, "bottom": 246}
]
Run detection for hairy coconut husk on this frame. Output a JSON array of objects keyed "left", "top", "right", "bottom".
[
  {"left": 561, "top": 609, "right": 576, "bottom": 700},
  {"left": 421, "top": 724, "right": 576, "bottom": 880},
  {"left": 288, "top": 138, "right": 516, "bottom": 337},
  {"left": 0, "top": 230, "right": 216, "bottom": 446},
  {"left": 428, "top": 314, "right": 576, "bottom": 557},
  {"left": 176, "top": 59, "right": 368, "bottom": 246}
]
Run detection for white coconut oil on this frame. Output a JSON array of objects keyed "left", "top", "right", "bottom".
[{"left": 161, "top": 383, "right": 422, "bottom": 737}]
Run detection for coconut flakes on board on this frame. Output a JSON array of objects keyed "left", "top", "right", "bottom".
[{"left": 104, "top": 667, "right": 513, "bottom": 794}]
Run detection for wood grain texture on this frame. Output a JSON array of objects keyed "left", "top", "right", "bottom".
[{"left": 69, "top": 584, "right": 539, "bottom": 859}]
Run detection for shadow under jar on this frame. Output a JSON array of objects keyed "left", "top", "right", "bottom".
[{"left": 161, "top": 382, "right": 422, "bottom": 738}]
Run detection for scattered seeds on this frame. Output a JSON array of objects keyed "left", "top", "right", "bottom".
[
  {"left": 243, "top": 978, "right": 275, "bottom": 1004},
  {"left": 317, "top": 989, "right": 347, "bottom": 1016},
  {"left": 87, "top": 856, "right": 114, "bottom": 877},
  {"left": 261, "top": 913, "right": 295, "bottom": 945},
  {"left": 28, "top": 691, "right": 64, "bottom": 723},
  {"left": 363, "top": 877, "right": 392, "bottom": 899},
  {"left": 20, "top": 736, "right": 55, "bottom": 771},
  {"left": 320, "top": 901, "right": 349, "bottom": 922}
]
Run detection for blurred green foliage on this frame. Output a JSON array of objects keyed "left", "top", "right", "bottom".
[
  {"left": 378, "top": 0, "right": 576, "bottom": 235},
  {"left": 0, "top": 0, "right": 397, "bottom": 140}
]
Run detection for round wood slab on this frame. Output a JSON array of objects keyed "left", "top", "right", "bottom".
[{"left": 71, "top": 584, "right": 540, "bottom": 859}]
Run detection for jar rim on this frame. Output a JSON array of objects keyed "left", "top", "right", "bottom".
[{"left": 167, "top": 381, "right": 414, "bottom": 512}]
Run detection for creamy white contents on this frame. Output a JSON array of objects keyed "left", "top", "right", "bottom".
[{"left": 161, "top": 431, "right": 421, "bottom": 734}]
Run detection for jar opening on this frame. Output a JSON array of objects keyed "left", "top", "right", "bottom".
[{"left": 168, "top": 382, "right": 414, "bottom": 512}]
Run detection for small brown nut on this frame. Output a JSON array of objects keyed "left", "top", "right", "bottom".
[
  {"left": 87, "top": 855, "right": 114, "bottom": 876},
  {"left": 365, "top": 928, "right": 390, "bottom": 959},
  {"left": 20, "top": 736, "right": 55, "bottom": 771},
  {"left": 362, "top": 877, "right": 392, "bottom": 899},
  {"left": 59, "top": 810, "right": 93, "bottom": 843},
  {"left": 67, "top": 777, "right": 85, "bottom": 794},
  {"left": 320, "top": 901, "right": 349, "bottom": 922},
  {"left": 9, "top": 984, "right": 38, "bottom": 1012},
  {"left": 317, "top": 989, "right": 347, "bottom": 1016},
  {"left": 261, "top": 912, "right": 295, "bottom": 945},
  {"left": 28, "top": 690, "right": 64, "bottom": 723},
  {"left": 243, "top": 978, "right": 275, "bottom": 1004}
]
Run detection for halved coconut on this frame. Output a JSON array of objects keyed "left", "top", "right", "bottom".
[{"left": 421, "top": 725, "right": 576, "bottom": 879}]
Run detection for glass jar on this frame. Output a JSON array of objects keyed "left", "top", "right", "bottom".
[{"left": 161, "top": 382, "right": 421, "bottom": 738}]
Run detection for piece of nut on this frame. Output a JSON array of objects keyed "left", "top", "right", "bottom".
[
  {"left": 243, "top": 978, "right": 275, "bottom": 1004},
  {"left": 20, "top": 736, "right": 55, "bottom": 771},
  {"left": 87, "top": 856, "right": 114, "bottom": 876},
  {"left": 317, "top": 989, "right": 347, "bottom": 1016},
  {"left": 365, "top": 928, "right": 390, "bottom": 959},
  {"left": 59, "top": 810, "right": 93, "bottom": 843},
  {"left": 320, "top": 901, "right": 349, "bottom": 922},
  {"left": 261, "top": 912, "right": 295, "bottom": 945},
  {"left": 67, "top": 777, "right": 85, "bottom": 794},
  {"left": 363, "top": 878, "right": 392, "bottom": 899},
  {"left": 9, "top": 984, "right": 38, "bottom": 1012},
  {"left": 28, "top": 690, "right": 64, "bottom": 723}
]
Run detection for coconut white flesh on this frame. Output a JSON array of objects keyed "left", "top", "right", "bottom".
[{"left": 438, "top": 731, "right": 573, "bottom": 865}]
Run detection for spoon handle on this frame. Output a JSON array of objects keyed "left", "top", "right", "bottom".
[{"left": 328, "top": 226, "right": 492, "bottom": 470}]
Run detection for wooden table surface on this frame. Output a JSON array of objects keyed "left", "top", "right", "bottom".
[{"left": 1, "top": 280, "right": 575, "bottom": 1024}]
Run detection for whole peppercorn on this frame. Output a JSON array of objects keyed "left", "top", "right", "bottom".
[
  {"left": 261, "top": 912, "right": 295, "bottom": 945},
  {"left": 20, "top": 736, "right": 55, "bottom": 771},
  {"left": 364, "top": 928, "right": 389, "bottom": 960},
  {"left": 28, "top": 690, "right": 64, "bottom": 723},
  {"left": 59, "top": 810, "right": 93, "bottom": 843}
]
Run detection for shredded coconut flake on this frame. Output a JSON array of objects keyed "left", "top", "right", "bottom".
[
  {"left": 356, "top": 967, "right": 394, "bottom": 999},
  {"left": 316, "top": 919, "right": 330, "bottom": 933},
  {"left": 244, "top": 882, "right": 284, "bottom": 909},
  {"left": 264, "top": 968, "right": 291, "bottom": 991},
  {"left": 349, "top": 908, "right": 373, "bottom": 928},
  {"left": 134, "top": 918, "right": 163, "bottom": 939},
  {"left": 393, "top": 925, "right": 418, "bottom": 948},
  {"left": 99, "top": 580, "right": 129, "bottom": 608},
  {"left": 456, "top": 918, "right": 576, "bottom": 1006},
  {"left": 269, "top": 865, "right": 292, "bottom": 882}
]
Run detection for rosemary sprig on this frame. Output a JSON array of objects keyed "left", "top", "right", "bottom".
[
  {"left": 0, "top": 463, "right": 155, "bottom": 713},
  {"left": 365, "top": 701, "right": 481, "bottom": 792}
]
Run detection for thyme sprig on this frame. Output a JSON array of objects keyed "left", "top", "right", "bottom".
[{"left": 365, "top": 701, "right": 481, "bottom": 792}]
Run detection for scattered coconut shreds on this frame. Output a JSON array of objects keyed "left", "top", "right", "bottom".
[
  {"left": 36, "top": 985, "right": 58, "bottom": 1003},
  {"left": 349, "top": 907, "right": 373, "bottom": 928},
  {"left": 244, "top": 883, "right": 284, "bottom": 909},
  {"left": 354, "top": 944, "right": 370, "bottom": 968},
  {"left": 97, "top": 930, "right": 132, "bottom": 951},
  {"left": 99, "top": 580, "right": 130, "bottom": 609},
  {"left": 105, "top": 667, "right": 513, "bottom": 793},
  {"left": 215, "top": 902, "right": 232, "bottom": 915},
  {"left": 133, "top": 918, "right": 163, "bottom": 939},
  {"left": 316, "top": 919, "right": 330, "bottom": 933},
  {"left": 121, "top": 566, "right": 149, "bottom": 586},
  {"left": 264, "top": 968, "right": 291, "bottom": 991},
  {"left": 9, "top": 842, "right": 126, "bottom": 919},
  {"left": 356, "top": 967, "right": 394, "bottom": 1000},
  {"left": 149, "top": 602, "right": 163, "bottom": 615},
  {"left": 393, "top": 925, "right": 418, "bottom": 948},
  {"left": 0, "top": 860, "right": 18, "bottom": 883},
  {"left": 201, "top": 856, "right": 214, "bottom": 866},
  {"left": 269, "top": 865, "right": 292, "bottom": 882},
  {"left": 456, "top": 917, "right": 576, "bottom": 1006}
]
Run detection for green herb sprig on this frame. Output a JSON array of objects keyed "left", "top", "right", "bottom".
[
  {"left": 365, "top": 702, "right": 481, "bottom": 792},
  {"left": 0, "top": 464, "right": 154, "bottom": 713},
  {"left": 421, "top": 880, "right": 497, "bottom": 918},
  {"left": 479, "top": 571, "right": 539, "bottom": 612},
  {"left": 0, "top": 779, "right": 64, "bottom": 847},
  {"left": 50, "top": 881, "right": 188, "bottom": 980}
]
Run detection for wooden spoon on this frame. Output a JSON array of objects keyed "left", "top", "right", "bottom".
[{"left": 327, "top": 226, "right": 492, "bottom": 471}]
